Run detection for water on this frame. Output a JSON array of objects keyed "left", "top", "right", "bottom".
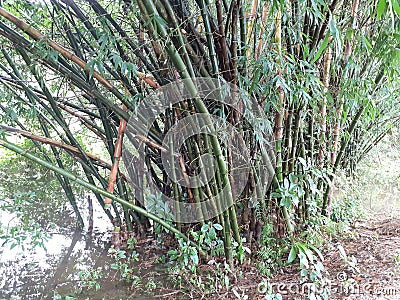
[{"left": 0, "top": 152, "right": 139, "bottom": 299}]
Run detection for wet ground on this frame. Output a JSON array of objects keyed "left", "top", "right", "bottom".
[
  {"left": 0, "top": 151, "right": 130, "bottom": 299},
  {"left": 0, "top": 150, "right": 178, "bottom": 300}
]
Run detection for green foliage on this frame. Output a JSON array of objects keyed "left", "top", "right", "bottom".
[
  {"left": 0, "top": 0, "right": 399, "bottom": 288},
  {"left": 146, "top": 193, "right": 174, "bottom": 236},
  {"left": 108, "top": 245, "right": 140, "bottom": 285},
  {"left": 168, "top": 237, "right": 199, "bottom": 273},
  {"left": 272, "top": 173, "right": 305, "bottom": 209},
  {"left": 53, "top": 295, "right": 77, "bottom": 300},
  {"left": 289, "top": 243, "right": 329, "bottom": 300},
  {"left": 232, "top": 238, "right": 251, "bottom": 264},
  {"left": 0, "top": 191, "right": 51, "bottom": 251},
  {"left": 330, "top": 194, "right": 363, "bottom": 224},
  {"left": 299, "top": 216, "right": 351, "bottom": 250},
  {"left": 256, "top": 223, "right": 290, "bottom": 276},
  {"left": 76, "top": 267, "right": 104, "bottom": 291},
  {"left": 190, "top": 222, "right": 224, "bottom": 257}
]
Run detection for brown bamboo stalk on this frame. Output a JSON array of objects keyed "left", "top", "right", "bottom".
[
  {"left": 323, "top": 0, "right": 359, "bottom": 215},
  {"left": 273, "top": 8, "right": 293, "bottom": 235},
  {"left": 215, "top": 0, "right": 232, "bottom": 81},
  {"left": 0, "top": 8, "right": 159, "bottom": 92},
  {"left": 105, "top": 105, "right": 128, "bottom": 205},
  {"left": 246, "top": 0, "right": 259, "bottom": 57},
  {"left": 0, "top": 124, "right": 109, "bottom": 166},
  {"left": 255, "top": 4, "right": 268, "bottom": 59}
]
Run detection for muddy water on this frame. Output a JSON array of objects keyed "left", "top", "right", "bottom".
[{"left": 0, "top": 155, "right": 146, "bottom": 299}]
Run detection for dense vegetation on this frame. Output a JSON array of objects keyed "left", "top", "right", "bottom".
[{"left": 0, "top": 0, "right": 399, "bottom": 298}]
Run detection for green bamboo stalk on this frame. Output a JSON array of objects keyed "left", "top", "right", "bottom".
[
  {"left": 317, "top": 43, "right": 332, "bottom": 169},
  {"left": 196, "top": 0, "right": 219, "bottom": 76},
  {"left": 0, "top": 8, "right": 135, "bottom": 110},
  {"left": 0, "top": 138, "right": 194, "bottom": 246},
  {"left": 0, "top": 20, "right": 130, "bottom": 121},
  {"left": 288, "top": 108, "right": 302, "bottom": 174},
  {"left": 282, "top": 104, "right": 294, "bottom": 176},
  {"left": 3, "top": 48, "right": 124, "bottom": 221},
  {"left": 139, "top": 0, "right": 241, "bottom": 251},
  {"left": 160, "top": 0, "right": 196, "bottom": 78},
  {"left": 86, "top": 0, "right": 162, "bottom": 82},
  {"left": 321, "top": 0, "right": 360, "bottom": 215},
  {"left": 273, "top": 6, "right": 294, "bottom": 236}
]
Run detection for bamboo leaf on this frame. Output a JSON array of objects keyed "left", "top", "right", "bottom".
[
  {"left": 311, "top": 33, "right": 330, "bottom": 64},
  {"left": 308, "top": 244, "right": 324, "bottom": 261},
  {"left": 362, "top": 36, "right": 373, "bottom": 51},
  {"left": 391, "top": 0, "right": 400, "bottom": 15},
  {"left": 377, "top": 0, "right": 387, "bottom": 19},
  {"left": 271, "top": 192, "right": 282, "bottom": 198},
  {"left": 387, "top": 0, "right": 396, "bottom": 28},
  {"left": 213, "top": 224, "right": 223, "bottom": 231},
  {"left": 287, "top": 246, "right": 298, "bottom": 263},
  {"left": 85, "top": 60, "right": 96, "bottom": 79}
]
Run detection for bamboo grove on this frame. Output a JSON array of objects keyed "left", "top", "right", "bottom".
[{"left": 0, "top": 0, "right": 399, "bottom": 262}]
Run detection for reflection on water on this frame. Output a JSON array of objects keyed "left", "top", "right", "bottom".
[
  {"left": 0, "top": 154, "right": 136, "bottom": 299},
  {"left": 0, "top": 231, "right": 114, "bottom": 299}
]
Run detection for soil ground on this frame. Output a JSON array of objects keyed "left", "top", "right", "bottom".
[
  {"left": 151, "top": 135, "right": 400, "bottom": 300},
  {"left": 261, "top": 212, "right": 400, "bottom": 300},
  {"left": 146, "top": 210, "right": 400, "bottom": 300}
]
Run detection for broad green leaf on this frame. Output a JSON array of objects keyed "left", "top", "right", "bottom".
[
  {"left": 271, "top": 192, "right": 282, "bottom": 198},
  {"left": 362, "top": 36, "right": 373, "bottom": 51},
  {"left": 287, "top": 246, "right": 298, "bottom": 263},
  {"left": 190, "top": 249, "right": 199, "bottom": 265},
  {"left": 308, "top": 244, "right": 325, "bottom": 261},
  {"left": 298, "top": 157, "right": 307, "bottom": 166},
  {"left": 298, "top": 252, "right": 309, "bottom": 268},
  {"left": 284, "top": 178, "right": 289, "bottom": 189},
  {"left": 329, "top": 17, "right": 337, "bottom": 36},
  {"left": 280, "top": 197, "right": 291, "bottom": 208},
  {"left": 297, "top": 243, "right": 315, "bottom": 263},
  {"left": 213, "top": 224, "right": 223, "bottom": 231},
  {"left": 289, "top": 173, "right": 296, "bottom": 183},
  {"left": 209, "top": 227, "right": 216, "bottom": 239},
  {"left": 392, "top": 0, "right": 400, "bottom": 15},
  {"left": 377, "top": 0, "right": 387, "bottom": 19}
]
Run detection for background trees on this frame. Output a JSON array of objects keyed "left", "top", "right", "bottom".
[{"left": 0, "top": 0, "right": 398, "bottom": 262}]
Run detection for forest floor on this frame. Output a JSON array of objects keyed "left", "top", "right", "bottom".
[
  {"left": 252, "top": 134, "right": 400, "bottom": 300},
  {"left": 147, "top": 134, "right": 400, "bottom": 300},
  {"left": 145, "top": 209, "right": 400, "bottom": 300},
  {"left": 262, "top": 211, "right": 400, "bottom": 300}
]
